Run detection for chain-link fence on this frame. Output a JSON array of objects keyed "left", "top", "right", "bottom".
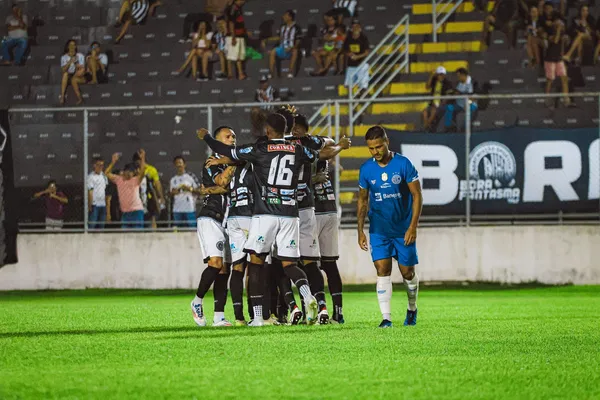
[{"left": 9, "top": 92, "right": 600, "bottom": 232}]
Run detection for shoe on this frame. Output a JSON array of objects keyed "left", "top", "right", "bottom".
[
  {"left": 331, "top": 315, "right": 345, "bottom": 324},
  {"left": 191, "top": 301, "right": 206, "bottom": 327},
  {"left": 235, "top": 320, "right": 248, "bottom": 326},
  {"left": 404, "top": 309, "right": 417, "bottom": 326},
  {"left": 304, "top": 295, "right": 318, "bottom": 325},
  {"left": 289, "top": 306, "right": 303, "bottom": 325},
  {"left": 318, "top": 308, "right": 329, "bottom": 325},
  {"left": 215, "top": 72, "right": 226, "bottom": 81},
  {"left": 263, "top": 315, "right": 280, "bottom": 326},
  {"left": 378, "top": 319, "right": 393, "bottom": 328},
  {"left": 213, "top": 318, "right": 233, "bottom": 327},
  {"left": 248, "top": 318, "right": 264, "bottom": 327}
]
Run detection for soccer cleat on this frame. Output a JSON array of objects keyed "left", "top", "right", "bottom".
[
  {"left": 288, "top": 306, "right": 303, "bottom": 325},
  {"left": 305, "top": 295, "right": 318, "bottom": 325},
  {"left": 235, "top": 320, "right": 248, "bottom": 327},
  {"left": 404, "top": 309, "right": 418, "bottom": 326},
  {"left": 378, "top": 319, "right": 393, "bottom": 328},
  {"left": 191, "top": 301, "right": 206, "bottom": 327},
  {"left": 318, "top": 308, "right": 330, "bottom": 325},
  {"left": 331, "top": 315, "right": 345, "bottom": 325},
  {"left": 263, "top": 315, "right": 281, "bottom": 326},
  {"left": 212, "top": 318, "right": 233, "bottom": 327},
  {"left": 248, "top": 318, "right": 264, "bottom": 327}
]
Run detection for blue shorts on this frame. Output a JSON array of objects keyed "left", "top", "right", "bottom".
[
  {"left": 369, "top": 233, "right": 419, "bottom": 266},
  {"left": 275, "top": 46, "right": 291, "bottom": 60}
]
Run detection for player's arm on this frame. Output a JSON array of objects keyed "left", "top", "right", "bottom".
[
  {"left": 214, "top": 166, "right": 236, "bottom": 187},
  {"left": 357, "top": 187, "right": 369, "bottom": 251},
  {"left": 205, "top": 156, "right": 236, "bottom": 167},
  {"left": 199, "top": 185, "right": 229, "bottom": 195},
  {"left": 404, "top": 180, "right": 423, "bottom": 246},
  {"left": 197, "top": 129, "right": 238, "bottom": 159},
  {"left": 105, "top": 153, "right": 120, "bottom": 181},
  {"left": 318, "top": 135, "right": 351, "bottom": 160}
]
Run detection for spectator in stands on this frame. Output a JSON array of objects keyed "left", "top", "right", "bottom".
[
  {"left": 443, "top": 68, "right": 478, "bottom": 132},
  {"left": 114, "top": 0, "right": 159, "bottom": 44},
  {"left": 59, "top": 40, "right": 86, "bottom": 105},
  {"left": 180, "top": 0, "right": 232, "bottom": 43},
  {"left": 176, "top": 21, "right": 214, "bottom": 80},
  {"left": 211, "top": 18, "right": 229, "bottom": 79},
  {"left": 85, "top": 42, "right": 108, "bottom": 84},
  {"left": 106, "top": 170, "right": 120, "bottom": 227},
  {"left": 563, "top": 5, "right": 595, "bottom": 65},
  {"left": 481, "top": 0, "right": 519, "bottom": 49},
  {"left": 255, "top": 75, "right": 278, "bottom": 107},
  {"left": 311, "top": 14, "right": 340, "bottom": 76},
  {"left": 169, "top": 156, "right": 200, "bottom": 227},
  {"left": 226, "top": 0, "right": 248, "bottom": 80},
  {"left": 133, "top": 152, "right": 164, "bottom": 229},
  {"left": 87, "top": 157, "right": 109, "bottom": 229},
  {"left": 1, "top": 5, "right": 28, "bottom": 66},
  {"left": 539, "top": 2, "right": 556, "bottom": 38},
  {"left": 105, "top": 151, "right": 146, "bottom": 229},
  {"left": 328, "top": 0, "right": 358, "bottom": 25},
  {"left": 423, "top": 66, "right": 453, "bottom": 131},
  {"left": 545, "top": 17, "right": 572, "bottom": 107},
  {"left": 266, "top": 10, "right": 301, "bottom": 79},
  {"left": 343, "top": 20, "right": 370, "bottom": 90},
  {"left": 33, "top": 180, "right": 68, "bottom": 231},
  {"left": 525, "top": 6, "right": 543, "bottom": 68}
]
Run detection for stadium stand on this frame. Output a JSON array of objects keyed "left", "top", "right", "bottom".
[{"left": 1, "top": 0, "right": 600, "bottom": 224}]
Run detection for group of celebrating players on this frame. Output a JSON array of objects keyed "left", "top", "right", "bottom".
[{"left": 193, "top": 103, "right": 423, "bottom": 328}]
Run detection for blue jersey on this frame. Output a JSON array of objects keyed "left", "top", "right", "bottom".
[{"left": 358, "top": 152, "right": 419, "bottom": 238}]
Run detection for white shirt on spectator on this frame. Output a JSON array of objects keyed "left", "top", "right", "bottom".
[
  {"left": 6, "top": 14, "right": 28, "bottom": 39},
  {"left": 170, "top": 172, "right": 200, "bottom": 213},
  {"left": 61, "top": 53, "right": 85, "bottom": 74},
  {"left": 193, "top": 32, "right": 214, "bottom": 49},
  {"left": 87, "top": 172, "right": 108, "bottom": 207},
  {"left": 89, "top": 53, "right": 108, "bottom": 67}
]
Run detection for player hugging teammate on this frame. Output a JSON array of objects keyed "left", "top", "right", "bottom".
[{"left": 193, "top": 104, "right": 351, "bottom": 327}]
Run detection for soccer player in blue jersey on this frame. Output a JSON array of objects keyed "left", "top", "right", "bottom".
[{"left": 357, "top": 126, "right": 423, "bottom": 328}]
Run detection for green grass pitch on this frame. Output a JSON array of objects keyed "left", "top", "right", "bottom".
[{"left": 1, "top": 286, "right": 599, "bottom": 399}]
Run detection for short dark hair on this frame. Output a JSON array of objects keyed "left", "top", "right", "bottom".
[
  {"left": 266, "top": 113, "right": 287, "bottom": 135},
  {"left": 294, "top": 114, "right": 309, "bottom": 131},
  {"left": 214, "top": 125, "right": 234, "bottom": 139},
  {"left": 275, "top": 105, "right": 297, "bottom": 134},
  {"left": 285, "top": 9, "right": 296, "bottom": 20},
  {"left": 63, "top": 39, "right": 77, "bottom": 54},
  {"left": 365, "top": 126, "right": 387, "bottom": 141},
  {"left": 173, "top": 155, "right": 185, "bottom": 163},
  {"left": 93, "top": 156, "right": 104, "bottom": 163},
  {"left": 456, "top": 67, "right": 469, "bottom": 76},
  {"left": 132, "top": 152, "right": 141, "bottom": 162},
  {"left": 124, "top": 163, "right": 138, "bottom": 172},
  {"left": 47, "top": 179, "right": 57, "bottom": 187}
]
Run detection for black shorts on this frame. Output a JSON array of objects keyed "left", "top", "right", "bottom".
[{"left": 85, "top": 69, "right": 108, "bottom": 83}]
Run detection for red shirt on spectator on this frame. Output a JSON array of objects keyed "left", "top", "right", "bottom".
[{"left": 45, "top": 193, "right": 66, "bottom": 220}]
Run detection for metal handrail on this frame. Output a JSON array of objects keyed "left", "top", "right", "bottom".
[{"left": 432, "top": 0, "right": 465, "bottom": 42}]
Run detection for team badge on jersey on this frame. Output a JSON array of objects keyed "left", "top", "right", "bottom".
[
  {"left": 381, "top": 172, "right": 388, "bottom": 182},
  {"left": 392, "top": 174, "right": 402, "bottom": 184}
]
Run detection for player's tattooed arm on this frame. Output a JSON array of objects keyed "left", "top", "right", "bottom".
[
  {"left": 205, "top": 156, "right": 239, "bottom": 168},
  {"left": 404, "top": 180, "right": 423, "bottom": 246},
  {"left": 199, "top": 185, "right": 229, "bottom": 195},
  {"left": 357, "top": 187, "right": 369, "bottom": 251},
  {"left": 214, "top": 166, "right": 236, "bottom": 187}
]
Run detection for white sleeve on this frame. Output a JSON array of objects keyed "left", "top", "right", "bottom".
[
  {"left": 99, "top": 53, "right": 108, "bottom": 66},
  {"left": 77, "top": 53, "right": 85, "bottom": 65},
  {"left": 169, "top": 177, "right": 176, "bottom": 191},
  {"left": 60, "top": 54, "right": 68, "bottom": 67},
  {"left": 87, "top": 175, "right": 93, "bottom": 190}
]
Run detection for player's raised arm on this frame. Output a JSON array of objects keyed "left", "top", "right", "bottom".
[
  {"left": 197, "top": 128, "right": 237, "bottom": 159},
  {"left": 319, "top": 135, "right": 351, "bottom": 160}
]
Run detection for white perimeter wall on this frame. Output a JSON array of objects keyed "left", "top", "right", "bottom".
[{"left": 1, "top": 226, "right": 599, "bottom": 290}]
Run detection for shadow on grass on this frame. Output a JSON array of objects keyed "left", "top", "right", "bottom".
[{"left": 0, "top": 324, "right": 359, "bottom": 340}]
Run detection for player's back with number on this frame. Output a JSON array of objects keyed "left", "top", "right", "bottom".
[{"left": 234, "top": 139, "right": 317, "bottom": 217}]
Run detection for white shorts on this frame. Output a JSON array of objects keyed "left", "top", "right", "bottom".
[
  {"left": 226, "top": 37, "right": 246, "bottom": 61},
  {"left": 245, "top": 215, "right": 300, "bottom": 260},
  {"left": 299, "top": 208, "right": 320, "bottom": 260},
  {"left": 316, "top": 212, "right": 339, "bottom": 260},
  {"left": 226, "top": 216, "right": 251, "bottom": 264},
  {"left": 197, "top": 217, "right": 230, "bottom": 263}
]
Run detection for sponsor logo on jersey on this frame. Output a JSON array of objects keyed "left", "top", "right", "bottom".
[
  {"left": 230, "top": 243, "right": 237, "bottom": 252},
  {"left": 392, "top": 174, "right": 402, "bottom": 185},
  {"left": 236, "top": 199, "right": 248, "bottom": 206},
  {"left": 216, "top": 241, "right": 224, "bottom": 251},
  {"left": 282, "top": 199, "right": 296, "bottom": 206},
  {"left": 268, "top": 187, "right": 278, "bottom": 194},
  {"left": 239, "top": 146, "right": 253, "bottom": 154},
  {"left": 268, "top": 144, "right": 295, "bottom": 152},
  {"left": 287, "top": 240, "right": 297, "bottom": 249},
  {"left": 374, "top": 193, "right": 382, "bottom": 202},
  {"left": 257, "top": 236, "right": 265, "bottom": 244},
  {"left": 298, "top": 183, "right": 307, "bottom": 190},
  {"left": 383, "top": 193, "right": 401, "bottom": 199},
  {"left": 267, "top": 198, "right": 282, "bottom": 205},
  {"left": 381, "top": 183, "right": 391, "bottom": 189},
  {"left": 280, "top": 189, "right": 295, "bottom": 195},
  {"left": 327, "top": 194, "right": 335, "bottom": 200},
  {"left": 371, "top": 180, "right": 376, "bottom": 185},
  {"left": 237, "top": 187, "right": 248, "bottom": 194}
]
